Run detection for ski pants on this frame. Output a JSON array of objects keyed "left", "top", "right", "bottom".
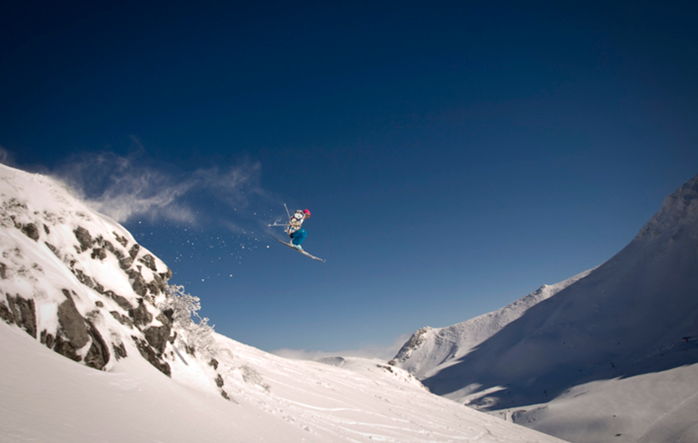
[{"left": 290, "top": 229, "right": 307, "bottom": 245}]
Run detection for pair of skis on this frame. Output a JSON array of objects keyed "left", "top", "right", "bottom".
[{"left": 268, "top": 203, "right": 326, "bottom": 263}]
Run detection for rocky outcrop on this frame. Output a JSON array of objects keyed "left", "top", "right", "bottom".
[
  {"left": 73, "top": 226, "right": 92, "bottom": 252},
  {"left": 0, "top": 164, "right": 220, "bottom": 389},
  {"left": 133, "top": 336, "right": 171, "bottom": 376},
  {"left": 20, "top": 223, "right": 40, "bottom": 241},
  {"left": 57, "top": 290, "right": 90, "bottom": 348},
  {"left": 2, "top": 294, "right": 37, "bottom": 338}
]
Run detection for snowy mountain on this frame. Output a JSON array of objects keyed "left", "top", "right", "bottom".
[
  {"left": 390, "top": 269, "right": 592, "bottom": 379},
  {"left": 391, "top": 174, "right": 698, "bottom": 442},
  {"left": 0, "top": 163, "right": 559, "bottom": 442}
]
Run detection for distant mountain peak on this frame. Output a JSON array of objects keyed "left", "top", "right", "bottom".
[
  {"left": 390, "top": 270, "right": 592, "bottom": 379},
  {"left": 637, "top": 174, "right": 698, "bottom": 241},
  {"left": 402, "top": 173, "right": 698, "bottom": 415}
]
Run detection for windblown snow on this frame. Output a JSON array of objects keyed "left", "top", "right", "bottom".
[{"left": 0, "top": 163, "right": 559, "bottom": 442}]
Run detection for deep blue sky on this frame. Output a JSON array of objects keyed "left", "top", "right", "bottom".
[{"left": 2, "top": 1, "right": 697, "bottom": 354}]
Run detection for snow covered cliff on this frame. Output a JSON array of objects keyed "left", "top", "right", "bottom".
[
  {"left": 0, "top": 162, "right": 181, "bottom": 375},
  {"left": 0, "top": 163, "right": 560, "bottom": 442}
]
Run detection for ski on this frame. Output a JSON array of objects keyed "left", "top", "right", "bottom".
[{"left": 275, "top": 239, "right": 326, "bottom": 263}]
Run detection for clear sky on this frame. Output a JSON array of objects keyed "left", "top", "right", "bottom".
[{"left": 2, "top": 1, "right": 697, "bottom": 355}]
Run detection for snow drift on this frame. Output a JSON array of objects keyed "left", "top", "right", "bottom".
[{"left": 0, "top": 163, "right": 558, "bottom": 442}]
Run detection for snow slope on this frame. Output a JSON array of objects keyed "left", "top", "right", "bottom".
[
  {"left": 496, "top": 361, "right": 698, "bottom": 443},
  {"left": 391, "top": 174, "right": 698, "bottom": 442},
  {"left": 390, "top": 269, "right": 592, "bottom": 379},
  {"left": 0, "top": 163, "right": 560, "bottom": 442}
]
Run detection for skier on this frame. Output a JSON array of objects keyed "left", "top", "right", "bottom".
[{"left": 285, "top": 209, "right": 311, "bottom": 250}]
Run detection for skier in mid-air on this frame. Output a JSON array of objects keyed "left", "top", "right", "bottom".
[{"left": 285, "top": 209, "right": 311, "bottom": 250}]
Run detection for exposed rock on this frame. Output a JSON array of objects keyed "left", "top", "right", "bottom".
[
  {"left": 0, "top": 300, "right": 14, "bottom": 323},
  {"left": 113, "top": 342, "right": 127, "bottom": 359},
  {"left": 91, "top": 248, "right": 107, "bottom": 260},
  {"left": 57, "top": 293, "right": 89, "bottom": 348},
  {"left": 109, "top": 311, "right": 134, "bottom": 328},
  {"left": 43, "top": 224, "right": 50, "bottom": 234},
  {"left": 20, "top": 223, "right": 40, "bottom": 241},
  {"left": 0, "top": 262, "right": 7, "bottom": 279},
  {"left": 44, "top": 242, "right": 60, "bottom": 258},
  {"left": 73, "top": 226, "right": 93, "bottom": 252},
  {"left": 93, "top": 281, "right": 105, "bottom": 294},
  {"left": 139, "top": 254, "right": 157, "bottom": 271},
  {"left": 95, "top": 301, "right": 104, "bottom": 308},
  {"left": 160, "top": 269, "right": 173, "bottom": 281},
  {"left": 209, "top": 358, "right": 219, "bottom": 370},
  {"left": 84, "top": 321, "right": 110, "bottom": 370},
  {"left": 127, "top": 270, "right": 147, "bottom": 297},
  {"left": 40, "top": 330, "right": 55, "bottom": 348},
  {"left": 6, "top": 294, "right": 37, "bottom": 338},
  {"left": 118, "top": 256, "right": 134, "bottom": 270},
  {"left": 128, "top": 244, "right": 140, "bottom": 260},
  {"left": 215, "top": 374, "right": 224, "bottom": 387},
  {"left": 221, "top": 390, "right": 231, "bottom": 400},
  {"left": 72, "top": 268, "right": 95, "bottom": 289},
  {"left": 147, "top": 280, "right": 163, "bottom": 296},
  {"left": 144, "top": 325, "right": 170, "bottom": 353},
  {"left": 113, "top": 232, "right": 129, "bottom": 247},
  {"left": 53, "top": 335, "right": 82, "bottom": 362},
  {"left": 157, "top": 309, "right": 174, "bottom": 327},
  {"left": 133, "top": 336, "right": 171, "bottom": 376},
  {"left": 129, "top": 299, "right": 152, "bottom": 326},
  {"left": 105, "top": 290, "right": 132, "bottom": 311}
]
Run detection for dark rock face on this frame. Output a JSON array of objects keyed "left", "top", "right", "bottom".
[
  {"left": 109, "top": 311, "right": 134, "bottom": 328},
  {"left": 113, "top": 233, "right": 128, "bottom": 247},
  {"left": 72, "top": 269, "right": 95, "bottom": 290},
  {"left": 0, "top": 300, "right": 14, "bottom": 323},
  {"left": 73, "top": 226, "right": 92, "bottom": 252},
  {"left": 0, "top": 262, "right": 7, "bottom": 279},
  {"left": 215, "top": 374, "right": 224, "bottom": 387},
  {"left": 105, "top": 290, "right": 133, "bottom": 311},
  {"left": 91, "top": 248, "right": 107, "bottom": 260},
  {"left": 139, "top": 254, "right": 157, "bottom": 271},
  {"left": 6, "top": 294, "right": 37, "bottom": 338},
  {"left": 127, "top": 270, "right": 147, "bottom": 297},
  {"left": 113, "top": 342, "right": 127, "bottom": 359},
  {"left": 84, "top": 321, "right": 110, "bottom": 370},
  {"left": 44, "top": 242, "right": 60, "bottom": 258},
  {"left": 133, "top": 336, "right": 171, "bottom": 376},
  {"left": 53, "top": 335, "right": 82, "bottom": 362},
  {"left": 128, "top": 244, "right": 140, "bottom": 260},
  {"left": 129, "top": 299, "right": 153, "bottom": 326},
  {"left": 144, "top": 325, "right": 170, "bottom": 354},
  {"left": 40, "top": 330, "right": 55, "bottom": 348},
  {"left": 57, "top": 293, "right": 90, "bottom": 349},
  {"left": 20, "top": 223, "right": 40, "bottom": 241}
]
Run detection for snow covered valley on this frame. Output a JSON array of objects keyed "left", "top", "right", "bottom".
[{"left": 0, "top": 162, "right": 559, "bottom": 442}]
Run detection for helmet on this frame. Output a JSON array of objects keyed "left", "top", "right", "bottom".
[{"left": 303, "top": 209, "right": 312, "bottom": 217}]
